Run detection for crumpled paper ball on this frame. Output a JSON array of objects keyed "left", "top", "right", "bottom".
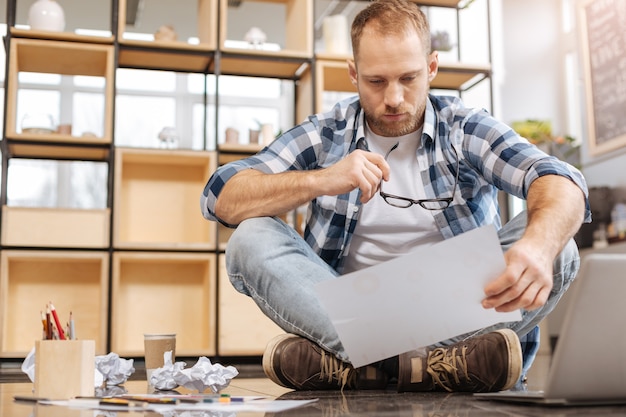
[
  {"left": 95, "top": 352, "right": 135, "bottom": 386},
  {"left": 150, "top": 351, "right": 239, "bottom": 393}
]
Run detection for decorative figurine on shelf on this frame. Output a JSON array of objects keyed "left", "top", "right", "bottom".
[
  {"left": 249, "top": 128, "right": 260, "bottom": 144},
  {"left": 244, "top": 27, "right": 267, "bottom": 48},
  {"left": 323, "top": 15, "right": 349, "bottom": 55},
  {"left": 155, "top": 25, "right": 178, "bottom": 42},
  {"left": 225, "top": 127, "right": 240, "bottom": 144},
  {"left": 28, "top": 0, "right": 65, "bottom": 32},
  {"left": 158, "top": 127, "right": 180, "bottom": 149}
]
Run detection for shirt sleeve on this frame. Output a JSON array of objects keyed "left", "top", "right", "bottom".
[
  {"left": 459, "top": 108, "right": 591, "bottom": 223},
  {"left": 199, "top": 121, "right": 323, "bottom": 226}
]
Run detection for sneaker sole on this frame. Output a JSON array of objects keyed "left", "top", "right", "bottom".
[
  {"left": 262, "top": 333, "right": 301, "bottom": 388},
  {"left": 495, "top": 329, "right": 523, "bottom": 390}
]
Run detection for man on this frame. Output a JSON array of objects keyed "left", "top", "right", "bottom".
[{"left": 201, "top": 0, "right": 589, "bottom": 393}]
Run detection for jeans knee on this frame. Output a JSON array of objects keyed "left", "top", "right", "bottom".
[{"left": 552, "top": 238, "right": 580, "bottom": 295}]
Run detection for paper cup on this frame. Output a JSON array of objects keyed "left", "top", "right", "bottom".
[{"left": 144, "top": 333, "right": 176, "bottom": 382}]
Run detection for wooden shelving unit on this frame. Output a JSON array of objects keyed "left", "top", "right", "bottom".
[
  {"left": 117, "top": 0, "right": 218, "bottom": 73},
  {"left": 1, "top": 206, "right": 110, "bottom": 248},
  {"left": 111, "top": 252, "right": 216, "bottom": 356},
  {"left": 5, "top": 38, "right": 114, "bottom": 160},
  {"left": 113, "top": 147, "right": 217, "bottom": 250},
  {"left": 218, "top": 0, "right": 312, "bottom": 79},
  {"left": 217, "top": 255, "right": 283, "bottom": 356},
  {"left": 0, "top": 250, "right": 109, "bottom": 357}
]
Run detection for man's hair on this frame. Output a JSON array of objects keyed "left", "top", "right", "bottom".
[{"left": 351, "top": 0, "right": 431, "bottom": 60}]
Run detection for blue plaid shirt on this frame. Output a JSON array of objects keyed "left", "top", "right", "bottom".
[{"left": 201, "top": 94, "right": 590, "bottom": 273}]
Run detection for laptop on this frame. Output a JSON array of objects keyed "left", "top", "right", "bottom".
[{"left": 475, "top": 253, "right": 626, "bottom": 406}]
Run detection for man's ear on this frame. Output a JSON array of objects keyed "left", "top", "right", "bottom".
[
  {"left": 348, "top": 59, "right": 358, "bottom": 86},
  {"left": 428, "top": 51, "right": 439, "bottom": 83}
]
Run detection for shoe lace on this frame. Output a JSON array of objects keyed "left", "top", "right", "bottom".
[
  {"left": 426, "top": 346, "right": 468, "bottom": 392},
  {"left": 319, "top": 350, "right": 357, "bottom": 390}
]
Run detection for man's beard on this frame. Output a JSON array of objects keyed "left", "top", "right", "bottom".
[{"left": 366, "top": 106, "right": 422, "bottom": 137}]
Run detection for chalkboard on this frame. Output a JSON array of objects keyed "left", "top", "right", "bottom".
[{"left": 579, "top": 0, "right": 626, "bottom": 156}]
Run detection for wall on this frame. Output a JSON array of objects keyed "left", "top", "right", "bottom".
[
  {"left": 495, "top": 0, "right": 565, "bottom": 134},
  {"left": 496, "top": 0, "right": 626, "bottom": 189}
]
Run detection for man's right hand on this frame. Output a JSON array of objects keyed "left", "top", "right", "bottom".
[
  {"left": 312, "top": 149, "right": 390, "bottom": 204},
  {"left": 215, "top": 149, "right": 390, "bottom": 224}
]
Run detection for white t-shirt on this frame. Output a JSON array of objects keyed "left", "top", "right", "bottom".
[{"left": 342, "top": 124, "right": 444, "bottom": 273}]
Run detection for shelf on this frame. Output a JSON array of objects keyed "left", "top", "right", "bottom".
[
  {"left": 432, "top": 61, "right": 491, "bottom": 90},
  {"left": 118, "top": 41, "right": 216, "bottom": 73},
  {"left": 1, "top": 206, "right": 110, "bottom": 249},
  {"left": 9, "top": 28, "right": 114, "bottom": 44},
  {"left": 0, "top": 250, "right": 109, "bottom": 357},
  {"left": 116, "top": 0, "right": 218, "bottom": 73},
  {"left": 219, "top": 0, "right": 312, "bottom": 55},
  {"left": 4, "top": 135, "right": 112, "bottom": 160},
  {"left": 218, "top": 255, "right": 283, "bottom": 355},
  {"left": 113, "top": 147, "right": 217, "bottom": 250},
  {"left": 117, "top": 0, "right": 218, "bottom": 49},
  {"left": 217, "top": 0, "right": 312, "bottom": 78},
  {"left": 217, "top": 51, "right": 310, "bottom": 79},
  {"left": 312, "top": 56, "right": 357, "bottom": 114},
  {"left": 5, "top": 38, "right": 114, "bottom": 145},
  {"left": 110, "top": 251, "right": 217, "bottom": 356}
]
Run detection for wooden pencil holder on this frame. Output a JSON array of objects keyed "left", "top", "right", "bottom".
[{"left": 34, "top": 340, "right": 95, "bottom": 399}]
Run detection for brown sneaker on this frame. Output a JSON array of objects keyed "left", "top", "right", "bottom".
[
  {"left": 263, "top": 333, "right": 389, "bottom": 390},
  {"left": 397, "top": 329, "right": 522, "bottom": 393}
]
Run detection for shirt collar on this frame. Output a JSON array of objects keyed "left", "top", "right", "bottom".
[{"left": 422, "top": 96, "right": 437, "bottom": 145}]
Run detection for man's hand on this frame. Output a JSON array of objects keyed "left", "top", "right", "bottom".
[
  {"left": 216, "top": 149, "right": 390, "bottom": 224},
  {"left": 481, "top": 238, "right": 554, "bottom": 312},
  {"left": 312, "top": 149, "right": 390, "bottom": 204}
]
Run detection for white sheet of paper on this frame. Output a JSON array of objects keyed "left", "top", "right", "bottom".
[{"left": 315, "top": 225, "right": 522, "bottom": 368}]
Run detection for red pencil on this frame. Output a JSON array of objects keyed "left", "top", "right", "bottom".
[{"left": 49, "top": 302, "right": 66, "bottom": 340}]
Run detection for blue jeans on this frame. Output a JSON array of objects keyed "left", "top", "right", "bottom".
[{"left": 225, "top": 211, "right": 580, "bottom": 365}]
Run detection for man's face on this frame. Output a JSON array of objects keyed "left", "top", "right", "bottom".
[{"left": 349, "top": 27, "right": 438, "bottom": 137}]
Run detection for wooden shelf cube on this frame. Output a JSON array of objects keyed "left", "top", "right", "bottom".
[
  {"left": 5, "top": 38, "right": 114, "bottom": 156},
  {"left": 0, "top": 250, "right": 109, "bottom": 357},
  {"left": 117, "top": 0, "right": 217, "bottom": 72},
  {"left": 218, "top": 255, "right": 283, "bottom": 356},
  {"left": 311, "top": 56, "right": 357, "bottom": 114},
  {"left": 1, "top": 206, "right": 110, "bottom": 249},
  {"left": 12, "top": 0, "right": 113, "bottom": 38},
  {"left": 111, "top": 251, "right": 217, "bottom": 356},
  {"left": 218, "top": 0, "right": 312, "bottom": 78},
  {"left": 113, "top": 147, "right": 217, "bottom": 250}
]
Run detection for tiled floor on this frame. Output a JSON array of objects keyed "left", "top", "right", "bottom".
[{"left": 3, "top": 353, "right": 626, "bottom": 416}]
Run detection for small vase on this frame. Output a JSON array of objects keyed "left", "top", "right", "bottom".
[{"left": 28, "top": 0, "right": 65, "bottom": 32}]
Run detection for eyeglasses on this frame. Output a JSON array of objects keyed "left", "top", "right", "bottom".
[{"left": 379, "top": 142, "right": 459, "bottom": 210}]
